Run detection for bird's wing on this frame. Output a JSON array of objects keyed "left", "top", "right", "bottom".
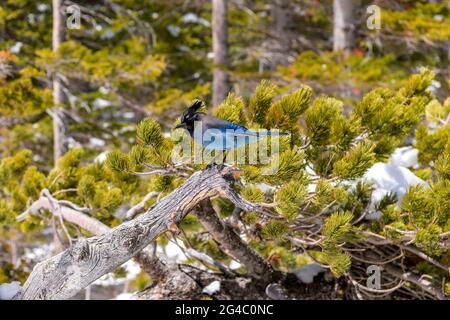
[
  {"left": 200, "top": 115, "right": 289, "bottom": 137},
  {"left": 201, "top": 115, "right": 249, "bottom": 133}
]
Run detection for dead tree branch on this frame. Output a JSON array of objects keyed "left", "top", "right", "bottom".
[
  {"left": 17, "top": 194, "right": 184, "bottom": 285},
  {"left": 16, "top": 165, "right": 268, "bottom": 300},
  {"left": 194, "top": 198, "right": 275, "bottom": 284}
]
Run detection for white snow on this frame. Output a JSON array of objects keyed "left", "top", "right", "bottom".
[
  {"left": 433, "top": 14, "right": 444, "bottom": 22},
  {"left": 114, "top": 292, "right": 135, "bottom": 300},
  {"left": 294, "top": 263, "right": 326, "bottom": 284},
  {"left": 23, "top": 243, "right": 53, "bottom": 261},
  {"left": 256, "top": 183, "right": 275, "bottom": 193},
  {"left": 37, "top": 4, "right": 49, "bottom": 12},
  {"left": 123, "top": 112, "right": 135, "bottom": 119},
  {"left": 167, "top": 25, "right": 181, "bottom": 37},
  {"left": 89, "top": 137, "right": 106, "bottom": 147},
  {"left": 429, "top": 80, "right": 441, "bottom": 94},
  {"left": 93, "top": 260, "right": 141, "bottom": 287},
  {"left": 307, "top": 183, "right": 317, "bottom": 193},
  {"left": 99, "top": 86, "right": 110, "bottom": 95},
  {"left": 389, "top": 146, "right": 419, "bottom": 168},
  {"left": 93, "top": 98, "right": 112, "bottom": 109},
  {"left": 202, "top": 280, "right": 220, "bottom": 295},
  {"left": 67, "top": 137, "right": 81, "bottom": 149},
  {"left": 362, "top": 162, "right": 428, "bottom": 219},
  {"left": 10, "top": 42, "right": 23, "bottom": 54},
  {"left": 229, "top": 260, "right": 242, "bottom": 270},
  {"left": 95, "top": 151, "right": 108, "bottom": 163},
  {"left": 101, "top": 30, "right": 115, "bottom": 40},
  {"left": 0, "top": 282, "right": 21, "bottom": 300},
  {"left": 182, "top": 13, "right": 210, "bottom": 26},
  {"left": 158, "top": 241, "right": 188, "bottom": 263}
]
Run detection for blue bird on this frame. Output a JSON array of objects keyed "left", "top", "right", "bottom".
[{"left": 175, "top": 100, "right": 289, "bottom": 152}]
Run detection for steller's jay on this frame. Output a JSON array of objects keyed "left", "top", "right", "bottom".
[{"left": 175, "top": 100, "right": 289, "bottom": 152}]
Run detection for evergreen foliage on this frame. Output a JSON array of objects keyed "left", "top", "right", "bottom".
[{"left": 0, "top": 0, "right": 449, "bottom": 300}]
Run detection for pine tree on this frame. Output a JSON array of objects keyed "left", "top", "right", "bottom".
[
  {"left": 0, "top": 0, "right": 449, "bottom": 301},
  {"left": 2, "top": 68, "right": 448, "bottom": 299}
]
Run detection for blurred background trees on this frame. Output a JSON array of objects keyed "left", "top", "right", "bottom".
[{"left": 0, "top": 0, "right": 449, "bottom": 299}]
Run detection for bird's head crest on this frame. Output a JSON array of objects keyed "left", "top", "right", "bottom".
[
  {"left": 176, "top": 99, "right": 204, "bottom": 129},
  {"left": 185, "top": 99, "right": 203, "bottom": 113}
]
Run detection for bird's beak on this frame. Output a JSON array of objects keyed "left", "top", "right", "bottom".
[{"left": 175, "top": 123, "right": 186, "bottom": 130}]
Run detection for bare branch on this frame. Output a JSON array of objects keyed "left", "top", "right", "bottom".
[
  {"left": 194, "top": 198, "right": 275, "bottom": 284},
  {"left": 16, "top": 165, "right": 260, "bottom": 300},
  {"left": 384, "top": 265, "right": 447, "bottom": 300},
  {"left": 123, "top": 192, "right": 159, "bottom": 221}
]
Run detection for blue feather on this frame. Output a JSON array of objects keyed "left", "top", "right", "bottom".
[{"left": 176, "top": 109, "right": 289, "bottom": 151}]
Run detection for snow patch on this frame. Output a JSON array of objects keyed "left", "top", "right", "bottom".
[
  {"left": 256, "top": 183, "right": 275, "bottom": 193},
  {"left": 202, "top": 280, "right": 220, "bottom": 295},
  {"left": 389, "top": 147, "right": 419, "bottom": 169},
  {"left": 183, "top": 13, "right": 210, "bottom": 26},
  {"left": 95, "top": 151, "right": 108, "bottom": 163},
  {"left": 123, "top": 112, "right": 135, "bottom": 119},
  {"left": 93, "top": 260, "right": 141, "bottom": 287},
  {"left": 294, "top": 263, "right": 326, "bottom": 284},
  {"left": 10, "top": 42, "right": 23, "bottom": 54},
  {"left": 167, "top": 25, "right": 181, "bottom": 37},
  {"left": 429, "top": 80, "right": 441, "bottom": 94},
  {"left": 89, "top": 137, "right": 106, "bottom": 147},
  {"left": 362, "top": 162, "right": 428, "bottom": 219},
  {"left": 99, "top": 86, "right": 110, "bottom": 95},
  {"left": 307, "top": 183, "right": 317, "bottom": 193},
  {"left": 0, "top": 282, "right": 21, "bottom": 300},
  {"left": 93, "top": 98, "right": 112, "bottom": 109},
  {"left": 114, "top": 292, "right": 135, "bottom": 300},
  {"left": 37, "top": 3, "right": 49, "bottom": 12},
  {"left": 158, "top": 241, "right": 188, "bottom": 263},
  {"left": 229, "top": 260, "right": 241, "bottom": 270},
  {"left": 23, "top": 243, "right": 53, "bottom": 262}
]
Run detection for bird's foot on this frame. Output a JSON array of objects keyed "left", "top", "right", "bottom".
[
  {"left": 206, "top": 161, "right": 217, "bottom": 169},
  {"left": 206, "top": 161, "right": 227, "bottom": 171}
]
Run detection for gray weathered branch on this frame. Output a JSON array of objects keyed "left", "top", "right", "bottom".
[
  {"left": 17, "top": 195, "right": 172, "bottom": 281},
  {"left": 384, "top": 265, "right": 446, "bottom": 300},
  {"left": 17, "top": 165, "right": 260, "bottom": 300},
  {"left": 194, "top": 198, "right": 275, "bottom": 284}
]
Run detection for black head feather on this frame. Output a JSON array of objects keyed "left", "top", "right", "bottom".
[
  {"left": 175, "top": 99, "right": 205, "bottom": 133},
  {"left": 180, "top": 99, "right": 204, "bottom": 123},
  {"left": 187, "top": 99, "right": 203, "bottom": 113}
]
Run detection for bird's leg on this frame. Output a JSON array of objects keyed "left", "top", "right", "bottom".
[
  {"left": 206, "top": 150, "right": 220, "bottom": 168},
  {"left": 206, "top": 150, "right": 229, "bottom": 169},
  {"left": 206, "top": 161, "right": 216, "bottom": 169}
]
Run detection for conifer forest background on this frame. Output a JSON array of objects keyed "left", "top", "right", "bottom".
[{"left": 0, "top": 0, "right": 449, "bottom": 300}]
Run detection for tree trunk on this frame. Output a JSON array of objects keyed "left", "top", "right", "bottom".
[
  {"left": 212, "top": 0, "right": 229, "bottom": 107},
  {"left": 52, "top": 0, "right": 68, "bottom": 162},
  {"left": 261, "top": 0, "right": 297, "bottom": 71},
  {"left": 333, "top": 0, "right": 355, "bottom": 54}
]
